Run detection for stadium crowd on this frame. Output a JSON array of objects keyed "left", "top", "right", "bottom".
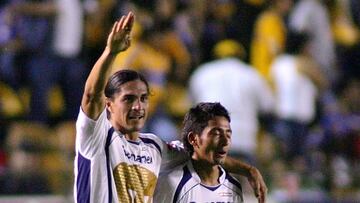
[{"left": 0, "top": 0, "right": 359, "bottom": 202}]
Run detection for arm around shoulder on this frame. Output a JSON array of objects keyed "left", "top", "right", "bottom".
[{"left": 223, "top": 156, "right": 267, "bottom": 203}]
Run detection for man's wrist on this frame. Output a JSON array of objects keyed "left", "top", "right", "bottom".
[
  {"left": 246, "top": 165, "right": 256, "bottom": 178},
  {"left": 104, "top": 47, "right": 118, "bottom": 57}
]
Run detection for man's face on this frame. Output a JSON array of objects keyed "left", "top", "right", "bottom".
[
  {"left": 193, "top": 116, "right": 232, "bottom": 165},
  {"left": 106, "top": 79, "right": 149, "bottom": 134}
]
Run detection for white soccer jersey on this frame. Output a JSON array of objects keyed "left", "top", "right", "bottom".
[
  {"left": 74, "top": 108, "right": 186, "bottom": 203},
  {"left": 154, "top": 161, "right": 243, "bottom": 203}
]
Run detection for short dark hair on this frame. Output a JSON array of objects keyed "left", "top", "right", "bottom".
[
  {"left": 104, "top": 69, "right": 150, "bottom": 99},
  {"left": 181, "top": 102, "right": 230, "bottom": 155}
]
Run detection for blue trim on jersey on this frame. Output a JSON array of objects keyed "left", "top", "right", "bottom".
[
  {"left": 139, "top": 137, "right": 162, "bottom": 155},
  {"left": 173, "top": 165, "right": 192, "bottom": 203},
  {"left": 105, "top": 127, "right": 115, "bottom": 203},
  {"left": 200, "top": 184, "right": 221, "bottom": 191},
  {"left": 76, "top": 152, "right": 91, "bottom": 203},
  {"left": 225, "top": 172, "right": 242, "bottom": 191},
  {"left": 127, "top": 140, "right": 140, "bottom": 145}
]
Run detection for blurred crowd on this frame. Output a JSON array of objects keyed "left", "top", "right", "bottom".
[{"left": 0, "top": 0, "right": 359, "bottom": 202}]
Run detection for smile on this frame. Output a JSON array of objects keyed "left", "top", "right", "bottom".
[{"left": 128, "top": 114, "right": 144, "bottom": 120}]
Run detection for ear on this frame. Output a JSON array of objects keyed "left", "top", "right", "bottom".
[
  {"left": 105, "top": 98, "right": 113, "bottom": 113},
  {"left": 187, "top": 132, "right": 199, "bottom": 148}
]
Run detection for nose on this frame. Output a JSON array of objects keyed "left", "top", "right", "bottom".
[
  {"left": 132, "top": 98, "right": 142, "bottom": 110},
  {"left": 220, "top": 134, "right": 231, "bottom": 146}
]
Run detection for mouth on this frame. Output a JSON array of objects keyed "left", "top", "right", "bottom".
[
  {"left": 215, "top": 149, "right": 228, "bottom": 157},
  {"left": 128, "top": 115, "right": 144, "bottom": 120}
]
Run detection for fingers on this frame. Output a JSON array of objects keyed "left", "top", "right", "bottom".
[
  {"left": 257, "top": 182, "right": 267, "bottom": 203},
  {"left": 108, "top": 21, "right": 118, "bottom": 38},
  {"left": 122, "top": 12, "right": 134, "bottom": 31},
  {"left": 114, "top": 12, "right": 134, "bottom": 34},
  {"left": 126, "top": 12, "right": 135, "bottom": 31},
  {"left": 116, "top": 16, "right": 125, "bottom": 33},
  {"left": 107, "top": 12, "right": 134, "bottom": 52},
  {"left": 255, "top": 180, "right": 261, "bottom": 198}
]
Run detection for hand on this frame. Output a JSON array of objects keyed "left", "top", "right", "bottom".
[
  {"left": 106, "top": 12, "right": 135, "bottom": 54},
  {"left": 247, "top": 166, "right": 268, "bottom": 203}
]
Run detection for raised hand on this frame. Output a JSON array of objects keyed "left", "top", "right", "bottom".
[{"left": 106, "top": 12, "right": 135, "bottom": 54}]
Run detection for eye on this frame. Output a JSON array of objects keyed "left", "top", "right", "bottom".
[
  {"left": 226, "top": 130, "right": 232, "bottom": 139},
  {"left": 123, "top": 95, "right": 135, "bottom": 103},
  {"left": 141, "top": 94, "right": 149, "bottom": 102},
  {"left": 212, "top": 129, "right": 221, "bottom": 136}
]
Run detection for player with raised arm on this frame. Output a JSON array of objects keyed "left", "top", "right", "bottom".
[{"left": 74, "top": 12, "right": 267, "bottom": 203}]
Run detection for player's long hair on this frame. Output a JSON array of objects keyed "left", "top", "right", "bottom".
[{"left": 105, "top": 69, "right": 150, "bottom": 99}]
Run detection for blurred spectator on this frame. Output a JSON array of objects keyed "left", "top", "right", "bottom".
[
  {"left": 0, "top": 147, "right": 51, "bottom": 194},
  {"left": 189, "top": 39, "right": 274, "bottom": 164},
  {"left": 319, "top": 79, "right": 360, "bottom": 194},
  {"left": 82, "top": 0, "right": 117, "bottom": 67},
  {"left": 270, "top": 31, "right": 328, "bottom": 163},
  {"left": 271, "top": 171, "right": 330, "bottom": 202},
  {"left": 153, "top": 0, "right": 192, "bottom": 83},
  {"left": 172, "top": 1, "right": 204, "bottom": 66},
  {"left": 325, "top": 0, "right": 360, "bottom": 91},
  {"left": 250, "top": 0, "right": 293, "bottom": 82},
  {"left": 199, "top": 0, "right": 244, "bottom": 63},
  {"left": 0, "top": 122, "right": 52, "bottom": 194},
  {"left": 289, "top": 0, "right": 338, "bottom": 85},
  {"left": 11, "top": 0, "right": 86, "bottom": 123},
  {"left": 0, "top": 0, "right": 23, "bottom": 90},
  {"left": 0, "top": 1, "right": 26, "bottom": 119}
]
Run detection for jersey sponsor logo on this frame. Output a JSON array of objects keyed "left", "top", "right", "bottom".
[
  {"left": 218, "top": 191, "right": 233, "bottom": 197},
  {"left": 123, "top": 148, "right": 153, "bottom": 164},
  {"left": 113, "top": 162, "right": 157, "bottom": 203}
]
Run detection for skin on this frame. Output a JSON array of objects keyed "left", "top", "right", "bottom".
[
  {"left": 80, "top": 11, "right": 267, "bottom": 203},
  {"left": 105, "top": 79, "right": 149, "bottom": 140},
  {"left": 81, "top": 12, "right": 135, "bottom": 120},
  {"left": 189, "top": 116, "right": 232, "bottom": 186}
]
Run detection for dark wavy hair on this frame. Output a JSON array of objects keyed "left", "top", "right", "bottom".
[{"left": 104, "top": 69, "right": 150, "bottom": 99}]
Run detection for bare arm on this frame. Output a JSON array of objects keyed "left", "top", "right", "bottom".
[
  {"left": 81, "top": 12, "right": 134, "bottom": 119},
  {"left": 224, "top": 157, "right": 267, "bottom": 203}
]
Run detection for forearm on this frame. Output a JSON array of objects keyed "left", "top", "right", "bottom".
[
  {"left": 224, "top": 156, "right": 268, "bottom": 202},
  {"left": 223, "top": 156, "right": 253, "bottom": 177},
  {"left": 82, "top": 11, "right": 134, "bottom": 119},
  {"left": 82, "top": 47, "right": 116, "bottom": 118}
]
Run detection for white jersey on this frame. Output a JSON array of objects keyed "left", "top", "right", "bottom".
[
  {"left": 74, "top": 108, "right": 186, "bottom": 203},
  {"left": 154, "top": 161, "right": 243, "bottom": 203}
]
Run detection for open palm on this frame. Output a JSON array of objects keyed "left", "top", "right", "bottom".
[{"left": 106, "top": 12, "right": 135, "bottom": 54}]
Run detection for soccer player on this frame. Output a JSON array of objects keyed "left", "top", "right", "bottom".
[
  {"left": 154, "top": 102, "right": 243, "bottom": 203},
  {"left": 74, "top": 12, "right": 267, "bottom": 203}
]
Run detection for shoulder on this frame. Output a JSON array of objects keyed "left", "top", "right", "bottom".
[
  {"left": 139, "top": 133, "right": 164, "bottom": 153},
  {"left": 160, "top": 162, "right": 187, "bottom": 181},
  {"left": 223, "top": 171, "right": 243, "bottom": 193},
  {"left": 155, "top": 163, "right": 189, "bottom": 202},
  {"left": 76, "top": 108, "right": 108, "bottom": 128}
]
